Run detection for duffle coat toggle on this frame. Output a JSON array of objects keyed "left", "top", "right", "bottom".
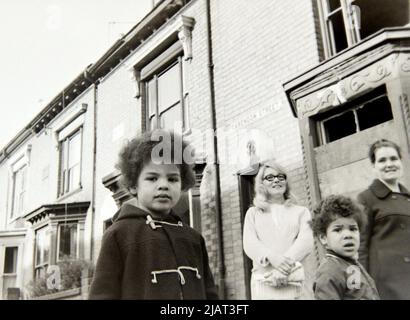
[
  {"left": 145, "top": 215, "right": 182, "bottom": 230},
  {"left": 146, "top": 215, "right": 183, "bottom": 230},
  {"left": 151, "top": 266, "right": 202, "bottom": 285}
]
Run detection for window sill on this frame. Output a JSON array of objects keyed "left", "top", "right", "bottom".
[
  {"left": 56, "top": 255, "right": 80, "bottom": 263},
  {"left": 2, "top": 273, "right": 17, "bottom": 277},
  {"left": 57, "top": 186, "right": 83, "bottom": 202}
]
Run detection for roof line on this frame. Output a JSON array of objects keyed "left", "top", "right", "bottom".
[{"left": 0, "top": 0, "right": 187, "bottom": 164}]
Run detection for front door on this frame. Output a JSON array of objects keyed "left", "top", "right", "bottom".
[{"left": 238, "top": 167, "right": 257, "bottom": 299}]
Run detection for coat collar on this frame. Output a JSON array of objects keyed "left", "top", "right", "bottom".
[
  {"left": 325, "top": 249, "right": 358, "bottom": 265},
  {"left": 369, "top": 179, "right": 410, "bottom": 199},
  {"left": 112, "top": 203, "right": 181, "bottom": 223}
]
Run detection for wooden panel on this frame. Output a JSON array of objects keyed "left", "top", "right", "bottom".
[
  {"left": 318, "top": 158, "right": 375, "bottom": 199},
  {"left": 314, "top": 120, "right": 396, "bottom": 174}
]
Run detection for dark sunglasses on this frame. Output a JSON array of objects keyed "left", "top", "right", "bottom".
[{"left": 263, "top": 174, "right": 287, "bottom": 182}]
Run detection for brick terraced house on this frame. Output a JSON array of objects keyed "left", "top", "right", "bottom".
[{"left": 0, "top": 0, "right": 409, "bottom": 299}]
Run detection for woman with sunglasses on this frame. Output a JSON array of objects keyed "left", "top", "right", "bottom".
[
  {"left": 243, "top": 160, "right": 314, "bottom": 299},
  {"left": 358, "top": 139, "right": 410, "bottom": 299}
]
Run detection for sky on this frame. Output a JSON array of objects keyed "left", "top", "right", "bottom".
[{"left": 0, "top": 0, "right": 153, "bottom": 150}]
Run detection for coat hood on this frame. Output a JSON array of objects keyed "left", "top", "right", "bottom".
[{"left": 112, "top": 203, "right": 182, "bottom": 224}]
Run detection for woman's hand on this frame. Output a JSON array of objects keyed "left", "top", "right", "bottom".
[
  {"left": 267, "top": 255, "right": 295, "bottom": 275},
  {"left": 263, "top": 269, "right": 288, "bottom": 287}
]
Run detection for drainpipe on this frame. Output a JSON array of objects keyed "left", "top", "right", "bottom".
[
  {"left": 205, "top": 0, "right": 226, "bottom": 299},
  {"left": 84, "top": 68, "right": 98, "bottom": 263}
]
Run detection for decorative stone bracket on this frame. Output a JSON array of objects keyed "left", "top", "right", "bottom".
[
  {"left": 177, "top": 15, "right": 195, "bottom": 61},
  {"left": 130, "top": 69, "right": 141, "bottom": 98},
  {"left": 126, "top": 15, "right": 195, "bottom": 98}
]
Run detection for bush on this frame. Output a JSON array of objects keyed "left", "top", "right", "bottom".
[
  {"left": 26, "top": 277, "right": 58, "bottom": 298},
  {"left": 26, "top": 257, "right": 94, "bottom": 298}
]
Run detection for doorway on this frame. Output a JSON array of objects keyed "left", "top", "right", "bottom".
[{"left": 237, "top": 165, "right": 258, "bottom": 299}]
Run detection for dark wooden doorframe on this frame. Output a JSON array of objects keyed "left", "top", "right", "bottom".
[{"left": 237, "top": 165, "right": 258, "bottom": 300}]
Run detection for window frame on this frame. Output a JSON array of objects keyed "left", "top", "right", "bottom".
[
  {"left": 1, "top": 245, "right": 20, "bottom": 300},
  {"left": 318, "top": 0, "right": 361, "bottom": 57},
  {"left": 25, "top": 202, "right": 89, "bottom": 280},
  {"left": 3, "top": 247, "right": 18, "bottom": 275},
  {"left": 58, "top": 127, "right": 83, "bottom": 197},
  {"left": 56, "top": 222, "right": 80, "bottom": 262},
  {"left": 34, "top": 226, "right": 51, "bottom": 279},
  {"left": 10, "top": 163, "right": 27, "bottom": 220},
  {"left": 140, "top": 42, "right": 189, "bottom": 133},
  {"left": 316, "top": 87, "right": 393, "bottom": 145}
]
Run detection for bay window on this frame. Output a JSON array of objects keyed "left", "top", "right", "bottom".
[
  {"left": 35, "top": 226, "right": 50, "bottom": 279},
  {"left": 318, "top": 0, "right": 410, "bottom": 57}
]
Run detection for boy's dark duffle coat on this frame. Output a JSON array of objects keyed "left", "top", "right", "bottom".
[
  {"left": 313, "top": 251, "right": 379, "bottom": 300},
  {"left": 89, "top": 204, "right": 218, "bottom": 300},
  {"left": 358, "top": 179, "right": 410, "bottom": 300}
]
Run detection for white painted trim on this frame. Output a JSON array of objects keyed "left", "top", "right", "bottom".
[
  {"left": 53, "top": 104, "right": 87, "bottom": 141},
  {"left": 124, "top": 15, "right": 195, "bottom": 72},
  {"left": 188, "top": 189, "right": 194, "bottom": 229}
]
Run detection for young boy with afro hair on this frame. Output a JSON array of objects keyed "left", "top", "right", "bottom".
[
  {"left": 89, "top": 130, "right": 218, "bottom": 299},
  {"left": 310, "top": 194, "right": 379, "bottom": 300}
]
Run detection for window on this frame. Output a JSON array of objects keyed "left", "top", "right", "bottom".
[
  {"left": 173, "top": 191, "right": 191, "bottom": 226},
  {"left": 57, "top": 223, "right": 79, "bottom": 261},
  {"left": 4, "top": 247, "right": 18, "bottom": 274},
  {"left": 26, "top": 202, "right": 88, "bottom": 279},
  {"left": 164, "top": 165, "right": 205, "bottom": 232},
  {"left": 35, "top": 227, "right": 50, "bottom": 279},
  {"left": 11, "top": 164, "right": 26, "bottom": 219},
  {"left": 317, "top": 87, "right": 393, "bottom": 144},
  {"left": 141, "top": 42, "right": 189, "bottom": 132},
  {"left": 318, "top": 0, "right": 410, "bottom": 57},
  {"left": 145, "top": 58, "right": 187, "bottom": 131},
  {"left": 59, "top": 129, "right": 82, "bottom": 196},
  {"left": 2, "top": 247, "right": 18, "bottom": 299}
]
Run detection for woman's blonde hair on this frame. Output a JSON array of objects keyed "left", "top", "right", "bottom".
[{"left": 252, "top": 159, "right": 296, "bottom": 211}]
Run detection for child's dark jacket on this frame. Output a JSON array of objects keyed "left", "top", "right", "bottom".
[
  {"left": 89, "top": 204, "right": 218, "bottom": 300},
  {"left": 313, "top": 250, "right": 379, "bottom": 300}
]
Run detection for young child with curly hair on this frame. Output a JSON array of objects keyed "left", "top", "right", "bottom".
[
  {"left": 89, "top": 130, "right": 218, "bottom": 299},
  {"left": 310, "top": 195, "right": 379, "bottom": 300}
]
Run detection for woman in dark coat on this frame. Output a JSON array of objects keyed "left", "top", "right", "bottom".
[{"left": 358, "top": 139, "right": 410, "bottom": 299}]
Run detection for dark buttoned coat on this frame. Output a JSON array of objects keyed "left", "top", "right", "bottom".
[
  {"left": 89, "top": 204, "right": 218, "bottom": 300},
  {"left": 358, "top": 179, "right": 410, "bottom": 300}
]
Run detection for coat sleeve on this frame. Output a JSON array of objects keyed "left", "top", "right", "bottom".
[
  {"left": 242, "top": 207, "right": 274, "bottom": 266},
  {"left": 89, "top": 229, "right": 123, "bottom": 299},
  {"left": 314, "top": 262, "right": 346, "bottom": 300},
  {"left": 314, "top": 274, "right": 345, "bottom": 300},
  {"left": 200, "top": 235, "right": 219, "bottom": 300},
  {"left": 284, "top": 207, "right": 314, "bottom": 262},
  {"left": 357, "top": 192, "right": 373, "bottom": 271}
]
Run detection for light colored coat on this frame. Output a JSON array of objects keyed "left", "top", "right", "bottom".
[{"left": 243, "top": 203, "right": 314, "bottom": 299}]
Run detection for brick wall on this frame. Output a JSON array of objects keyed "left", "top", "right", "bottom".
[
  {"left": 207, "top": 0, "right": 321, "bottom": 298},
  {"left": 90, "top": 0, "right": 322, "bottom": 299},
  {"left": 92, "top": 62, "right": 142, "bottom": 259}
]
